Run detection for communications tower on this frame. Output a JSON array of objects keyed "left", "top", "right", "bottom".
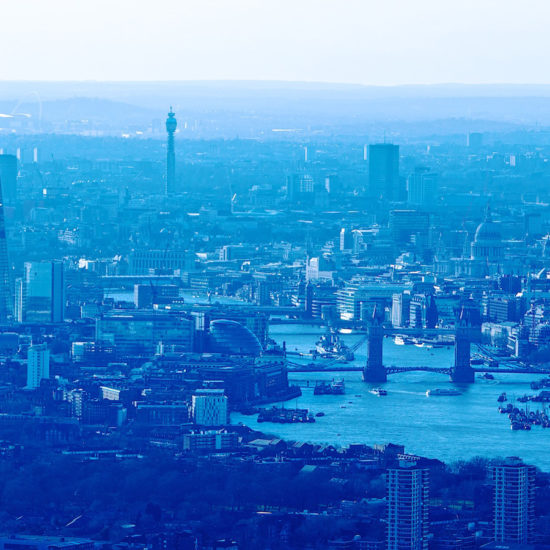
[{"left": 165, "top": 107, "right": 177, "bottom": 195}]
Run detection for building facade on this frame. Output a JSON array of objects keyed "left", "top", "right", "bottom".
[
  {"left": 387, "top": 464, "right": 429, "bottom": 550},
  {"left": 192, "top": 389, "right": 228, "bottom": 426},
  {"left": 492, "top": 457, "right": 536, "bottom": 545},
  {"left": 368, "top": 144, "right": 401, "bottom": 201},
  {"left": 16, "top": 261, "right": 64, "bottom": 323},
  {"left": 27, "top": 343, "right": 50, "bottom": 389}
]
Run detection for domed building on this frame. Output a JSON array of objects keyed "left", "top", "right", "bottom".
[
  {"left": 208, "top": 319, "right": 262, "bottom": 356},
  {"left": 451, "top": 209, "right": 505, "bottom": 277},
  {"left": 470, "top": 211, "right": 504, "bottom": 263}
]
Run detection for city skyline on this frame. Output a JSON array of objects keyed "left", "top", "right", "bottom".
[{"left": 2, "top": 3, "right": 550, "bottom": 548}]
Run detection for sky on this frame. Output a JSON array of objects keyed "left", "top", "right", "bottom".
[{"left": 2, "top": 0, "right": 550, "bottom": 85}]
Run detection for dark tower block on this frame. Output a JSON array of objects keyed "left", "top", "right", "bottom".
[
  {"left": 165, "top": 107, "right": 177, "bottom": 195},
  {"left": 368, "top": 143, "right": 401, "bottom": 201},
  {"left": 0, "top": 155, "right": 17, "bottom": 206},
  {"left": 0, "top": 181, "right": 11, "bottom": 321},
  {"left": 363, "top": 305, "right": 387, "bottom": 383}
]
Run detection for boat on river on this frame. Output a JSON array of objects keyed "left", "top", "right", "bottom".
[
  {"left": 426, "top": 388, "right": 461, "bottom": 397},
  {"left": 257, "top": 406, "right": 315, "bottom": 424},
  {"left": 313, "top": 329, "right": 355, "bottom": 361},
  {"left": 314, "top": 379, "right": 345, "bottom": 395}
]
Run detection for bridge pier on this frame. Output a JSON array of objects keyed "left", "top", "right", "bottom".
[
  {"left": 450, "top": 326, "right": 475, "bottom": 383},
  {"left": 449, "top": 304, "right": 480, "bottom": 383},
  {"left": 363, "top": 307, "right": 387, "bottom": 383}
]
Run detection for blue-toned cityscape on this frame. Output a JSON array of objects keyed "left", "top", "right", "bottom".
[{"left": 3, "top": 1, "right": 550, "bottom": 549}]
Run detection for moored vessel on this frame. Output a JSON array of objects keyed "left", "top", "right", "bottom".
[
  {"left": 314, "top": 329, "right": 355, "bottom": 361},
  {"left": 314, "top": 379, "right": 346, "bottom": 395}
]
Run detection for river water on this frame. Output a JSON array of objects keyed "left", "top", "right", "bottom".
[{"left": 232, "top": 325, "right": 550, "bottom": 470}]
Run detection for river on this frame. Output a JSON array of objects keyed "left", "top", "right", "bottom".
[{"left": 232, "top": 324, "right": 550, "bottom": 470}]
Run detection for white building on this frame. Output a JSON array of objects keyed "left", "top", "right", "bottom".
[
  {"left": 192, "top": 389, "right": 228, "bottom": 426},
  {"left": 27, "top": 343, "right": 50, "bottom": 389}
]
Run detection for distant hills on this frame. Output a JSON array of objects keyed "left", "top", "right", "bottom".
[{"left": 2, "top": 81, "right": 550, "bottom": 136}]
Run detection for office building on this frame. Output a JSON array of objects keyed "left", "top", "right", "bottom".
[
  {"left": 166, "top": 107, "right": 177, "bottom": 195},
  {"left": 27, "top": 343, "right": 50, "bottom": 389},
  {"left": 96, "top": 310, "right": 195, "bottom": 358},
  {"left": 129, "top": 249, "right": 195, "bottom": 274},
  {"left": 183, "top": 430, "right": 238, "bottom": 452},
  {"left": 219, "top": 244, "right": 253, "bottom": 261},
  {"left": 0, "top": 154, "right": 17, "bottom": 205},
  {"left": 409, "top": 294, "right": 438, "bottom": 329},
  {"left": 392, "top": 292, "right": 411, "bottom": 328},
  {"left": 16, "top": 261, "right": 64, "bottom": 323},
  {"left": 407, "top": 168, "right": 438, "bottom": 208},
  {"left": 492, "top": 457, "right": 536, "bottom": 545},
  {"left": 192, "top": 389, "right": 228, "bottom": 426},
  {"left": 134, "top": 284, "right": 154, "bottom": 308},
  {"left": 487, "top": 295, "right": 522, "bottom": 323},
  {"left": 389, "top": 210, "right": 430, "bottom": 244},
  {"left": 337, "top": 282, "right": 407, "bottom": 321},
  {"left": 340, "top": 227, "right": 354, "bottom": 252},
  {"left": 368, "top": 143, "right": 401, "bottom": 201},
  {"left": 387, "top": 463, "right": 429, "bottom": 550},
  {"left": 286, "top": 173, "right": 315, "bottom": 204},
  {"left": 135, "top": 402, "right": 189, "bottom": 425}
]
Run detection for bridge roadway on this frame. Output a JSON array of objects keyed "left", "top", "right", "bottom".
[{"left": 287, "top": 363, "right": 550, "bottom": 375}]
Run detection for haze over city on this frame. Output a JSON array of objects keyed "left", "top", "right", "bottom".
[{"left": 1, "top": 2, "right": 550, "bottom": 550}]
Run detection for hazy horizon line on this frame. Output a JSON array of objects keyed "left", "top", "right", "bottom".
[{"left": 3, "top": 79, "right": 550, "bottom": 88}]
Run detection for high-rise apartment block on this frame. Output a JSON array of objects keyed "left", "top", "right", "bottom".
[
  {"left": 492, "top": 457, "right": 536, "bottom": 545},
  {"left": 27, "top": 343, "right": 50, "bottom": 389},
  {"left": 387, "top": 463, "right": 429, "bottom": 550}
]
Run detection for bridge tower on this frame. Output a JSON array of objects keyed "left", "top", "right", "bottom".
[
  {"left": 363, "top": 305, "right": 387, "bottom": 383},
  {"left": 450, "top": 303, "right": 481, "bottom": 383}
]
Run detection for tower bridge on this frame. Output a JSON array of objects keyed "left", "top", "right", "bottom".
[
  {"left": 364, "top": 303, "right": 482, "bottom": 384},
  {"left": 285, "top": 304, "right": 550, "bottom": 380}
]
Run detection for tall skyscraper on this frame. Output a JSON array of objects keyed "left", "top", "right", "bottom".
[
  {"left": 27, "top": 343, "right": 50, "bottom": 389},
  {"left": 15, "top": 261, "right": 64, "bottom": 323},
  {"left": 0, "top": 179, "right": 11, "bottom": 323},
  {"left": 368, "top": 143, "right": 401, "bottom": 201},
  {"left": 387, "top": 463, "right": 429, "bottom": 550},
  {"left": 0, "top": 154, "right": 17, "bottom": 205},
  {"left": 492, "top": 457, "right": 536, "bottom": 545},
  {"left": 165, "top": 107, "right": 177, "bottom": 195}
]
